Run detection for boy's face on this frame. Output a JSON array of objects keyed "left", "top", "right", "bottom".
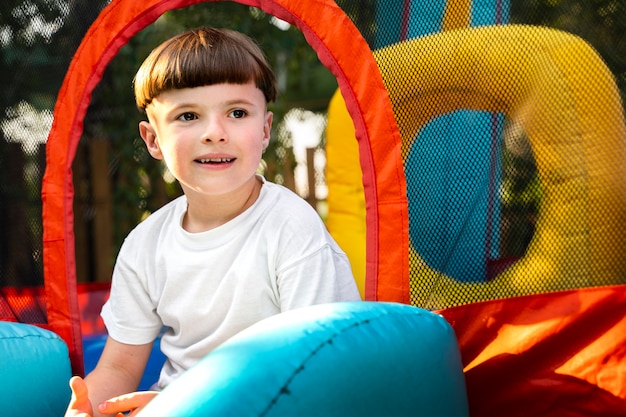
[{"left": 139, "top": 82, "right": 272, "bottom": 199}]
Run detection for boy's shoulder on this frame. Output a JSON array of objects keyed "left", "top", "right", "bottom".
[
  {"left": 260, "top": 180, "right": 325, "bottom": 228},
  {"left": 262, "top": 180, "right": 316, "bottom": 214},
  {"left": 127, "top": 195, "right": 186, "bottom": 238}
]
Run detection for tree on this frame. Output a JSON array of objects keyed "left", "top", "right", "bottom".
[
  {"left": 511, "top": 0, "right": 626, "bottom": 102},
  {"left": 0, "top": 0, "right": 108, "bottom": 286}
]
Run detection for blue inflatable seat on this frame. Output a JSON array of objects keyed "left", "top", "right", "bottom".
[
  {"left": 139, "top": 301, "right": 469, "bottom": 416},
  {"left": 0, "top": 322, "right": 72, "bottom": 415},
  {"left": 83, "top": 332, "right": 166, "bottom": 390}
]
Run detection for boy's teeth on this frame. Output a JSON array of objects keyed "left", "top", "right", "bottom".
[{"left": 199, "top": 158, "right": 232, "bottom": 163}]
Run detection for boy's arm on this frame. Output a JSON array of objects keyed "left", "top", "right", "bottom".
[
  {"left": 67, "top": 336, "right": 154, "bottom": 417},
  {"left": 278, "top": 244, "right": 360, "bottom": 311}
]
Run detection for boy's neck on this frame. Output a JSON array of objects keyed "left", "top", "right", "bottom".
[{"left": 181, "top": 176, "right": 263, "bottom": 233}]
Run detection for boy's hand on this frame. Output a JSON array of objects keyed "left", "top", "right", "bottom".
[
  {"left": 97, "top": 391, "right": 160, "bottom": 417},
  {"left": 66, "top": 376, "right": 94, "bottom": 417}
]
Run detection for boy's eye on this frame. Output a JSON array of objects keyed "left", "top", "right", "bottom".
[
  {"left": 230, "top": 109, "right": 247, "bottom": 119},
  {"left": 177, "top": 112, "right": 197, "bottom": 121}
]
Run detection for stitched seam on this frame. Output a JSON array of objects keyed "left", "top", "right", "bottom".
[
  {"left": 0, "top": 333, "right": 61, "bottom": 342},
  {"left": 259, "top": 309, "right": 427, "bottom": 415}
]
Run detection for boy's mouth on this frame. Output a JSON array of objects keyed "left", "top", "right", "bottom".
[{"left": 196, "top": 158, "right": 235, "bottom": 164}]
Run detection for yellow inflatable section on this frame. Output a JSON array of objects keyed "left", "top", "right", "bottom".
[
  {"left": 327, "top": 25, "right": 626, "bottom": 308},
  {"left": 324, "top": 0, "right": 474, "bottom": 301},
  {"left": 325, "top": 91, "right": 367, "bottom": 298}
]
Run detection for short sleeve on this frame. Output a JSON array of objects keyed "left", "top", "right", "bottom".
[
  {"left": 101, "top": 237, "right": 163, "bottom": 345},
  {"left": 277, "top": 243, "right": 361, "bottom": 311}
]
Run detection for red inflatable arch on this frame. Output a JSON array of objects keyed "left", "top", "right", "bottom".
[{"left": 42, "top": 0, "right": 408, "bottom": 373}]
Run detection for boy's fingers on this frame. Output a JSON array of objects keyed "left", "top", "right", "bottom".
[
  {"left": 66, "top": 376, "right": 92, "bottom": 416},
  {"left": 99, "top": 391, "right": 159, "bottom": 415},
  {"left": 69, "top": 377, "right": 87, "bottom": 403}
]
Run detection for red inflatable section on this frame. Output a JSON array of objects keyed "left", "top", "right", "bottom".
[{"left": 439, "top": 285, "right": 626, "bottom": 416}]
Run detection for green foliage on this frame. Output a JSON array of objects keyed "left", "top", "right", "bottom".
[
  {"left": 499, "top": 128, "right": 542, "bottom": 258},
  {"left": 511, "top": 0, "right": 626, "bottom": 103},
  {"left": 2, "top": 1, "right": 626, "bottom": 284},
  {"left": 0, "top": 0, "right": 109, "bottom": 285}
]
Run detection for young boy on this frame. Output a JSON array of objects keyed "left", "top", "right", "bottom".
[{"left": 66, "top": 27, "right": 360, "bottom": 417}]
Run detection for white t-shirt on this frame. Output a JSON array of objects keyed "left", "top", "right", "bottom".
[{"left": 101, "top": 178, "right": 360, "bottom": 388}]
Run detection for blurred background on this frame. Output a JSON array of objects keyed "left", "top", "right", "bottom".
[{"left": 1, "top": 0, "right": 624, "bottom": 291}]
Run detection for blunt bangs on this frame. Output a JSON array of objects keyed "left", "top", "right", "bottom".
[{"left": 134, "top": 27, "right": 277, "bottom": 111}]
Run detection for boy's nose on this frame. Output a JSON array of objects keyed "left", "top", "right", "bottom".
[
  {"left": 202, "top": 121, "right": 228, "bottom": 143},
  {"left": 203, "top": 135, "right": 227, "bottom": 142}
]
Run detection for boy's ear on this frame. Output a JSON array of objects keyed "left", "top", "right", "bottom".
[
  {"left": 262, "top": 111, "right": 273, "bottom": 151},
  {"left": 139, "top": 121, "right": 163, "bottom": 160}
]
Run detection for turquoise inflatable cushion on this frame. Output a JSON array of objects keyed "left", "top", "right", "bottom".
[
  {"left": 139, "top": 301, "right": 468, "bottom": 416},
  {"left": 0, "top": 322, "right": 72, "bottom": 415}
]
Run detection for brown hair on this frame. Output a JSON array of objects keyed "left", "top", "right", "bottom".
[{"left": 134, "top": 27, "right": 278, "bottom": 111}]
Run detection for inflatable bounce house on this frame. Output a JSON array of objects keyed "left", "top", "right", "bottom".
[{"left": 1, "top": 0, "right": 625, "bottom": 415}]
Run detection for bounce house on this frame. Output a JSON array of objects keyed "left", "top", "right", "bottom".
[{"left": 1, "top": 0, "right": 625, "bottom": 416}]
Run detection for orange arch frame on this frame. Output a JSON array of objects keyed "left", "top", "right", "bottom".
[{"left": 42, "top": 0, "right": 407, "bottom": 373}]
